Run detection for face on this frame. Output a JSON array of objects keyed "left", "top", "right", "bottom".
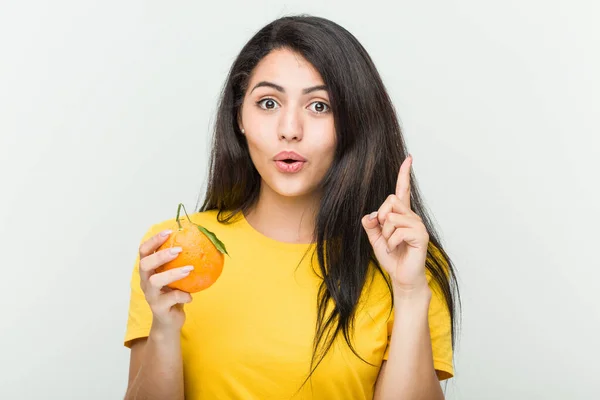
[{"left": 238, "top": 48, "right": 336, "bottom": 200}]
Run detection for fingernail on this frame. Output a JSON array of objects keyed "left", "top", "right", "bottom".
[
  {"left": 169, "top": 247, "right": 183, "bottom": 255},
  {"left": 160, "top": 229, "right": 172, "bottom": 237},
  {"left": 368, "top": 211, "right": 378, "bottom": 220},
  {"left": 181, "top": 266, "right": 194, "bottom": 273}
]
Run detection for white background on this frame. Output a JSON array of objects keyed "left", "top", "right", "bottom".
[{"left": 1, "top": 1, "right": 598, "bottom": 399}]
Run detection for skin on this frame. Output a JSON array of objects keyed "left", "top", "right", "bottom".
[
  {"left": 125, "top": 48, "right": 339, "bottom": 400},
  {"left": 125, "top": 48, "right": 445, "bottom": 400},
  {"left": 238, "top": 48, "right": 445, "bottom": 398},
  {"left": 363, "top": 155, "right": 445, "bottom": 399},
  {"left": 237, "top": 48, "right": 336, "bottom": 244}
]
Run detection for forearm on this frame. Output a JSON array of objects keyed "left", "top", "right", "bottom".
[
  {"left": 375, "top": 286, "right": 444, "bottom": 400},
  {"left": 125, "top": 327, "right": 184, "bottom": 400}
]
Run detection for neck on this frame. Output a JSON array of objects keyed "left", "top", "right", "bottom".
[{"left": 245, "top": 181, "right": 320, "bottom": 244}]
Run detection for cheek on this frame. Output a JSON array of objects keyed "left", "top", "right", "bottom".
[
  {"left": 242, "top": 102, "right": 276, "bottom": 134},
  {"left": 310, "top": 120, "right": 336, "bottom": 160},
  {"left": 244, "top": 131, "right": 271, "bottom": 163},
  {"left": 244, "top": 136, "right": 266, "bottom": 171},
  {"left": 241, "top": 108, "right": 267, "bottom": 146}
]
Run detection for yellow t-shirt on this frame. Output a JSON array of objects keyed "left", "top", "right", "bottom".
[{"left": 124, "top": 209, "right": 454, "bottom": 399}]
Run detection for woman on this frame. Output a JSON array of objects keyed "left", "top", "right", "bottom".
[{"left": 124, "top": 15, "right": 460, "bottom": 400}]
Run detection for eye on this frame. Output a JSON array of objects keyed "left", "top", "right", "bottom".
[
  {"left": 256, "top": 98, "right": 279, "bottom": 110},
  {"left": 308, "top": 101, "right": 330, "bottom": 114}
]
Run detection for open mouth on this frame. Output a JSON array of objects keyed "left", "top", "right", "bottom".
[{"left": 274, "top": 159, "right": 305, "bottom": 173}]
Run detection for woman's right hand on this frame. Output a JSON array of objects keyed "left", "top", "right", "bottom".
[{"left": 138, "top": 229, "right": 194, "bottom": 332}]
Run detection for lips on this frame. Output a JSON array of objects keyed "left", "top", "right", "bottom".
[
  {"left": 274, "top": 151, "right": 307, "bottom": 162},
  {"left": 274, "top": 160, "right": 305, "bottom": 173},
  {"left": 273, "top": 151, "right": 306, "bottom": 174}
]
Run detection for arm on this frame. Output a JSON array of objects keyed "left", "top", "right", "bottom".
[
  {"left": 124, "top": 327, "right": 184, "bottom": 400},
  {"left": 363, "top": 155, "right": 451, "bottom": 399},
  {"left": 373, "top": 285, "right": 444, "bottom": 400},
  {"left": 123, "top": 227, "right": 195, "bottom": 400}
]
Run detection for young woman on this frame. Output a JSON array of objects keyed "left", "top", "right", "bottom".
[{"left": 124, "top": 15, "right": 460, "bottom": 400}]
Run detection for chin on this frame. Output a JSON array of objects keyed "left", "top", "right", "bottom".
[{"left": 263, "top": 177, "right": 314, "bottom": 198}]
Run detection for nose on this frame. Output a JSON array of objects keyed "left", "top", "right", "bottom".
[{"left": 278, "top": 107, "right": 303, "bottom": 142}]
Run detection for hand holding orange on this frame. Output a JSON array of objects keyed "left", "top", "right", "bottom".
[{"left": 155, "top": 203, "right": 229, "bottom": 293}]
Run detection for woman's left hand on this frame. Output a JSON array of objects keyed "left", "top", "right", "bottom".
[{"left": 361, "top": 155, "right": 430, "bottom": 293}]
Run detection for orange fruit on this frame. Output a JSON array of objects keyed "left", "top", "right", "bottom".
[{"left": 155, "top": 203, "right": 228, "bottom": 293}]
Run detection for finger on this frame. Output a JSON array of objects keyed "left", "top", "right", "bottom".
[
  {"left": 361, "top": 211, "right": 383, "bottom": 246},
  {"left": 386, "top": 228, "right": 408, "bottom": 253},
  {"left": 148, "top": 266, "right": 194, "bottom": 291},
  {"left": 386, "top": 227, "right": 418, "bottom": 253},
  {"left": 144, "top": 265, "right": 193, "bottom": 304},
  {"left": 387, "top": 227, "right": 428, "bottom": 253},
  {"left": 377, "top": 194, "right": 412, "bottom": 226},
  {"left": 139, "top": 246, "right": 183, "bottom": 282},
  {"left": 376, "top": 194, "right": 396, "bottom": 226},
  {"left": 381, "top": 213, "right": 418, "bottom": 240},
  {"left": 395, "top": 155, "right": 412, "bottom": 208},
  {"left": 139, "top": 229, "right": 173, "bottom": 259},
  {"left": 155, "top": 289, "right": 193, "bottom": 312}
]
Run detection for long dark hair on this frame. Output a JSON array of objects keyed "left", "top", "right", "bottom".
[{"left": 197, "top": 14, "right": 461, "bottom": 385}]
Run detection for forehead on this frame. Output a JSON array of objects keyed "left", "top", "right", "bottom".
[{"left": 247, "top": 48, "right": 325, "bottom": 91}]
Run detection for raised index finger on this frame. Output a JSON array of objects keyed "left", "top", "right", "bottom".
[
  {"left": 139, "top": 229, "right": 172, "bottom": 259},
  {"left": 395, "top": 154, "right": 412, "bottom": 208}
]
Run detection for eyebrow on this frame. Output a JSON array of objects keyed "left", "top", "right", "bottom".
[{"left": 250, "top": 81, "right": 328, "bottom": 95}]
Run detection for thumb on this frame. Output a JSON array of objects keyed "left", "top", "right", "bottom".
[{"left": 361, "top": 211, "right": 382, "bottom": 246}]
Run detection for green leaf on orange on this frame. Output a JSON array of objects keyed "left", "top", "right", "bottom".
[{"left": 197, "top": 225, "right": 229, "bottom": 256}]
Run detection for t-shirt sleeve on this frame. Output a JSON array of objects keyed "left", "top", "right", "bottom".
[
  {"left": 123, "top": 224, "right": 160, "bottom": 348},
  {"left": 382, "top": 271, "right": 455, "bottom": 381}
]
